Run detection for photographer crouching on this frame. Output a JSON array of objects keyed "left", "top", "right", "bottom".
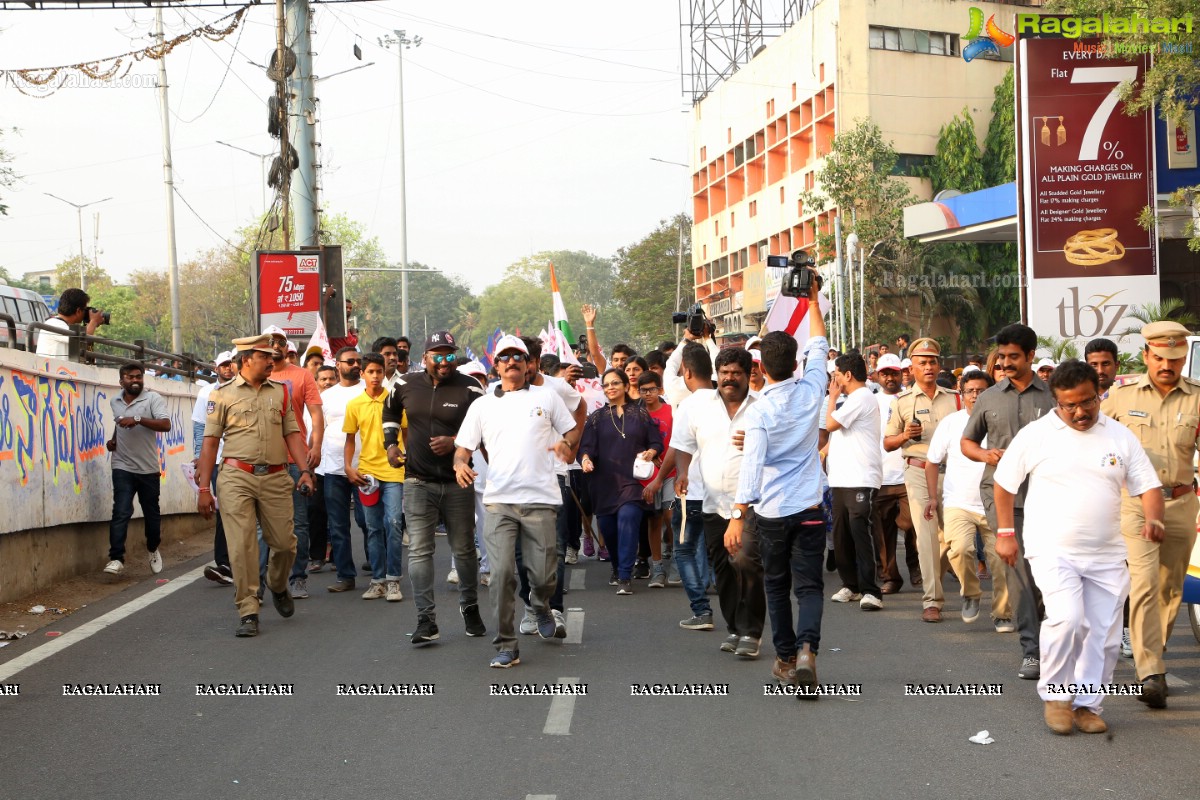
[{"left": 36, "top": 287, "right": 107, "bottom": 359}]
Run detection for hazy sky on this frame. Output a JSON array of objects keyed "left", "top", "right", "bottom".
[{"left": 0, "top": 1, "right": 691, "bottom": 294}]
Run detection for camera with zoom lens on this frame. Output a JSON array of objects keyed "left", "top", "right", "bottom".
[
  {"left": 767, "top": 250, "right": 822, "bottom": 298},
  {"left": 672, "top": 302, "right": 713, "bottom": 338},
  {"left": 88, "top": 306, "right": 111, "bottom": 325}
]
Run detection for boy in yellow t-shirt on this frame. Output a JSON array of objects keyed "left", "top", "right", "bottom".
[{"left": 344, "top": 353, "right": 407, "bottom": 601}]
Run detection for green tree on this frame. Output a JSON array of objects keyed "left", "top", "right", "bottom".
[
  {"left": 88, "top": 285, "right": 156, "bottom": 346},
  {"left": 53, "top": 254, "right": 112, "bottom": 295},
  {"left": 1116, "top": 298, "right": 1200, "bottom": 339},
  {"left": 612, "top": 214, "right": 693, "bottom": 348},
  {"left": 1037, "top": 334, "right": 1081, "bottom": 362},
  {"left": 924, "top": 108, "right": 986, "bottom": 196},
  {"left": 982, "top": 67, "right": 1016, "bottom": 188}
]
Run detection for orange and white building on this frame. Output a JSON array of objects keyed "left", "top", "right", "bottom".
[{"left": 689, "top": 0, "right": 1039, "bottom": 334}]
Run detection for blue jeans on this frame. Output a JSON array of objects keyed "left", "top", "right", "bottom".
[
  {"left": 673, "top": 499, "right": 712, "bottom": 617},
  {"left": 322, "top": 474, "right": 359, "bottom": 581},
  {"left": 108, "top": 469, "right": 161, "bottom": 562},
  {"left": 757, "top": 508, "right": 826, "bottom": 659},
  {"left": 362, "top": 479, "right": 404, "bottom": 582},
  {"left": 598, "top": 503, "right": 644, "bottom": 581},
  {"left": 287, "top": 464, "right": 310, "bottom": 582}
]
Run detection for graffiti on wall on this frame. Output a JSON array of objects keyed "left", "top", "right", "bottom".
[{"left": 0, "top": 352, "right": 201, "bottom": 534}]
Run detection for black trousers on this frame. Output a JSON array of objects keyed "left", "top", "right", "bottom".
[
  {"left": 701, "top": 512, "right": 765, "bottom": 639},
  {"left": 832, "top": 487, "right": 880, "bottom": 597}
]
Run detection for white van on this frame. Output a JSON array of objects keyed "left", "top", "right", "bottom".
[{"left": 0, "top": 282, "right": 53, "bottom": 351}]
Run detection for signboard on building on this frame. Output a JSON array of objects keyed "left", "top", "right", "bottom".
[
  {"left": 252, "top": 250, "right": 322, "bottom": 338},
  {"left": 1016, "top": 32, "right": 1159, "bottom": 341}
]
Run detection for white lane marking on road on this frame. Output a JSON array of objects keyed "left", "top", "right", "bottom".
[
  {"left": 569, "top": 568, "right": 585, "bottom": 591},
  {"left": 525, "top": 795, "right": 556, "bottom": 800},
  {"left": 0, "top": 566, "right": 207, "bottom": 683},
  {"left": 565, "top": 609, "right": 584, "bottom": 644},
  {"left": 1166, "top": 673, "right": 1190, "bottom": 687},
  {"left": 542, "top": 677, "right": 578, "bottom": 735}
]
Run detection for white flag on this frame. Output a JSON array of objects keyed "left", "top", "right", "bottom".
[{"left": 305, "top": 317, "right": 335, "bottom": 366}]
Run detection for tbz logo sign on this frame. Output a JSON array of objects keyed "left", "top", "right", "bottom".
[
  {"left": 1056, "top": 287, "right": 1130, "bottom": 337},
  {"left": 297, "top": 257, "right": 319, "bottom": 273}
]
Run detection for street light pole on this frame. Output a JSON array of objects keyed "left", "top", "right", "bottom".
[
  {"left": 44, "top": 192, "right": 112, "bottom": 291},
  {"left": 380, "top": 29, "right": 421, "bottom": 337},
  {"left": 649, "top": 157, "right": 691, "bottom": 334},
  {"left": 217, "top": 140, "right": 273, "bottom": 216}
]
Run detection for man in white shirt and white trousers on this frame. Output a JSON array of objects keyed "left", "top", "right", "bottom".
[{"left": 994, "top": 360, "right": 1163, "bottom": 736}]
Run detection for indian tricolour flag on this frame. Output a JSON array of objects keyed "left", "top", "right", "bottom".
[{"left": 549, "top": 263, "right": 580, "bottom": 366}]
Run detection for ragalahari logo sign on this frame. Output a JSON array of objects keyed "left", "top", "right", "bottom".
[{"left": 962, "top": 7, "right": 1014, "bottom": 62}]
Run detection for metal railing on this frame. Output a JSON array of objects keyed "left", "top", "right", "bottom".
[
  {"left": 23, "top": 321, "right": 217, "bottom": 383},
  {"left": 0, "top": 313, "right": 19, "bottom": 350}
]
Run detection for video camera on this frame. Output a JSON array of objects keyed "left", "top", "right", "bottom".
[
  {"left": 88, "top": 306, "right": 111, "bottom": 325},
  {"left": 672, "top": 302, "right": 714, "bottom": 338},
  {"left": 767, "top": 250, "right": 822, "bottom": 298}
]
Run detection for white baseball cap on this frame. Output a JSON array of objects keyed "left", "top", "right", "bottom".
[
  {"left": 214, "top": 350, "right": 234, "bottom": 366},
  {"left": 900, "top": 358, "right": 912, "bottom": 369},
  {"left": 744, "top": 335, "right": 762, "bottom": 350},
  {"left": 1035, "top": 358, "right": 1057, "bottom": 371},
  {"left": 493, "top": 334, "right": 528, "bottom": 356},
  {"left": 877, "top": 353, "right": 902, "bottom": 372},
  {"left": 261, "top": 324, "right": 289, "bottom": 340},
  {"left": 458, "top": 360, "right": 487, "bottom": 377}
]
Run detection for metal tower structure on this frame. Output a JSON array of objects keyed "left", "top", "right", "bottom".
[{"left": 681, "top": 0, "right": 818, "bottom": 105}]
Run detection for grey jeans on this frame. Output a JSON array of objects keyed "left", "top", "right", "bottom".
[
  {"left": 483, "top": 502, "right": 559, "bottom": 651},
  {"left": 405, "top": 477, "right": 478, "bottom": 622}
]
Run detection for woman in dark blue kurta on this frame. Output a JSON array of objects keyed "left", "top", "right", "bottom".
[{"left": 579, "top": 368, "right": 662, "bottom": 592}]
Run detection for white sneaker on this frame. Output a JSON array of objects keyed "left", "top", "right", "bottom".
[
  {"left": 148, "top": 550, "right": 163, "bottom": 574},
  {"left": 447, "top": 568, "right": 459, "bottom": 584},
  {"left": 565, "top": 547, "right": 579, "bottom": 565},
  {"left": 385, "top": 580, "right": 404, "bottom": 602},
  {"left": 859, "top": 593, "right": 883, "bottom": 610},
  {"left": 362, "top": 582, "right": 387, "bottom": 600},
  {"left": 1120, "top": 627, "right": 1133, "bottom": 658},
  {"left": 104, "top": 559, "right": 124, "bottom": 576},
  {"left": 831, "top": 587, "right": 861, "bottom": 603},
  {"left": 519, "top": 606, "right": 537, "bottom": 635}
]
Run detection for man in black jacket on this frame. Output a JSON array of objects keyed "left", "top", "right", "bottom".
[{"left": 383, "top": 330, "right": 486, "bottom": 644}]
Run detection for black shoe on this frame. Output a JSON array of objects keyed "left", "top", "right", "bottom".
[
  {"left": 609, "top": 569, "right": 618, "bottom": 586},
  {"left": 256, "top": 580, "right": 265, "bottom": 601},
  {"left": 326, "top": 579, "right": 356, "bottom": 593},
  {"left": 271, "top": 589, "right": 295, "bottom": 618},
  {"left": 633, "top": 559, "right": 651, "bottom": 579},
  {"left": 825, "top": 549, "right": 836, "bottom": 573},
  {"left": 412, "top": 615, "right": 440, "bottom": 645},
  {"left": 235, "top": 615, "right": 259, "bottom": 637},
  {"left": 1139, "top": 674, "right": 1168, "bottom": 709},
  {"left": 361, "top": 561, "right": 372, "bottom": 572},
  {"left": 461, "top": 604, "right": 486, "bottom": 637},
  {"left": 204, "top": 564, "right": 234, "bottom": 586}
]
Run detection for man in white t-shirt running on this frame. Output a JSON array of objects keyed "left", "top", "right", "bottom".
[
  {"left": 825, "top": 352, "right": 883, "bottom": 610},
  {"left": 453, "top": 335, "right": 579, "bottom": 669},
  {"left": 994, "top": 360, "right": 1163, "bottom": 736},
  {"left": 317, "top": 346, "right": 368, "bottom": 592},
  {"left": 924, "top": 369, "right": 1012, "bottom": 629}
]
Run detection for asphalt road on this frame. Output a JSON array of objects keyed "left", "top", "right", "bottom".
[{"left": 1, "top": 530, "right": 1197, "bottom": 800}]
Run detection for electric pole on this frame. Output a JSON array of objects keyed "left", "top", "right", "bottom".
[
  {"left": 156, "top": 8, "right": 183, "bottom": 353},
  {"left": 380, "top": 29, "right": 421, "bottom": 337}
]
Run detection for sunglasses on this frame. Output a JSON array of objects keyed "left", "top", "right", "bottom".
[
  {"left": 339, "top": 358, "right": 362, "bottom": 365},
  {"left": 495, "top": 353, "right": 527, "bottom": 363},
  {"left": 430, "top": 353, "right": 458, "bottom": 364}
]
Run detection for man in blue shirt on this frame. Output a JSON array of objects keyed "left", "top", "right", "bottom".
[{"left": 730, "top": 271, "right": 828, "bottom": 696}]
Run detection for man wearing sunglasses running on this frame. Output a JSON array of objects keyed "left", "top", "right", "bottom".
[{"left": 383, "top": 330, "right": 487, "bottom": 645}]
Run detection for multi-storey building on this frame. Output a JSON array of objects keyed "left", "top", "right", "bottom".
[{"left": 690, "top": 0, "right": 1041, "bottom": 335}]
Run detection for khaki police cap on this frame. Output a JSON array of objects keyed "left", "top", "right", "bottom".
[
  {"left": 232, "top": 333, "right": 276, "bottom": 354},
  {"left": 908, "top": 337, "right": 941, "bottom": 358},
  {"left": 1142, "top": 320, "right": 1191, "bottom": 359}
]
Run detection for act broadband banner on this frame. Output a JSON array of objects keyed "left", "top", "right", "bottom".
[{"left": 1016, "top": 30, "right": 1159, "bottom": 341}]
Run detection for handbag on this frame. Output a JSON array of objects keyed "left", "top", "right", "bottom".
[{"left": 632, "top": 458, "right": 654, "bottom": 480}]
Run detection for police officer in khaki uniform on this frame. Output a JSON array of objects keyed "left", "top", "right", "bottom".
[
  {"left": 1101, "top": 320, "right": 1199, "bottom": 708},
  {"left": 196, "top": 334, "right": 316, "bottom": 637},
  {"left": 884, "top": 337, "right": 961, "bottom": 622}
]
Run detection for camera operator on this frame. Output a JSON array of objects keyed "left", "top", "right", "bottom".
[
  {"left": 36, "top": 288, "right": 105, "bottom": 359},
  {"left": 664, "top": 307, "right": 720, "bottom": 408}
]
